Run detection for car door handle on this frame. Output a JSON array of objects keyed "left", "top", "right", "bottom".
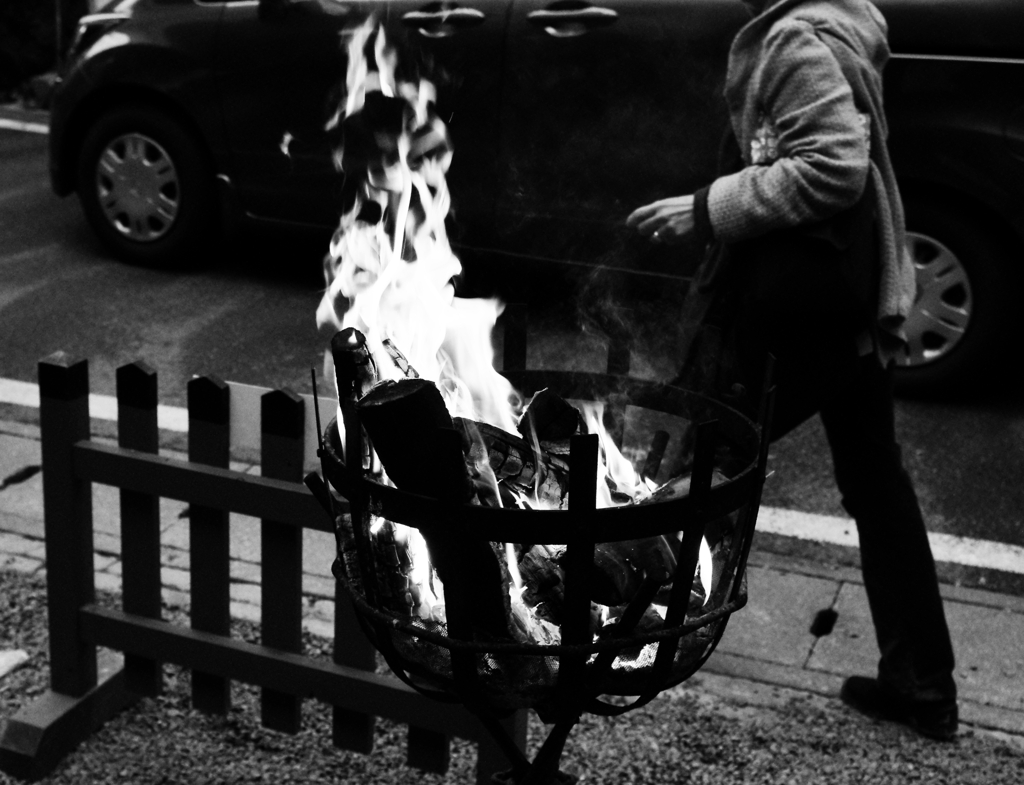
[
  {"left": 402, "top": 6, "right": 485, "bottom": 38},
  {"left": 527, "top": 5, "right": 618, "bottom": 38}
]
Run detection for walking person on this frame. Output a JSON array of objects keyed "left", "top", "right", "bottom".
[{"left": 626, "top": 0, "right": 958, "bottom": 739}]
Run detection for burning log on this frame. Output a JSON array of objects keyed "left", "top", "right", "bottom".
[
  {"left": 332, "top": 327, "right": 378, "bottom": 402},
  {"left": 371, "top": 521, "right": 421, "bottom": 617},
  {"left": 456, "top": 419, "right": 570, "bottom": 509},
  {"left": 331, "top": 328, "right": 379, "bottom": 473},
  {"left": 357, "top": 378, "right": 471, "bottom": 496},
  {"left": 356, "top": 378, "right": 511, "bottom": 640}
]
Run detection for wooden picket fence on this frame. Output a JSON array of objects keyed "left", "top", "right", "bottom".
[{"left": 0, "top": 303, "right": 545, "bottom": 782}]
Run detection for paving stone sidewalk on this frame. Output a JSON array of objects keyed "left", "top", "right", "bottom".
[{"left": 2, "top": 420, "right": 1023, "bottom": 740}]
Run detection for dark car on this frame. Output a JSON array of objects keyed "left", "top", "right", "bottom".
[{"left": 50, "top": 0, "right": 1024, "bottom": 394}]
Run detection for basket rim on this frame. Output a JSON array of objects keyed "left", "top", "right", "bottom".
[{"left": 321, "top": 372, "right": 764, "bottom": 542}]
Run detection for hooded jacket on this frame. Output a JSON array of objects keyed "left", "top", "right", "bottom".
[{"left": 693, "top": 0, "right": 916, "bottom": 357}]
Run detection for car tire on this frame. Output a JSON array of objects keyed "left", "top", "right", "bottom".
[
  {"left": 894, "top": 198, "right": 1015, "bottom": 397},
  {"left": 76, "top": 104, "right": 218, "bottom": 268}
]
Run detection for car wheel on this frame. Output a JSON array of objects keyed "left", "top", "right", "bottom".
[
  {"left": 76, "top": 105, "right": 217, "bottom": 267},
  {"left": 893, "top": 199, "right": 1014, "bottom": 396}
]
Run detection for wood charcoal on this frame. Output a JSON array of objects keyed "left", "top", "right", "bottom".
[{"left": 356, "top": 378, "right": 510, "bottom": 640}]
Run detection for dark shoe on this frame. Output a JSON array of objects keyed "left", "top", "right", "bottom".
[{"left": 840, "top": 676, "right": 958, "bottom": 741}]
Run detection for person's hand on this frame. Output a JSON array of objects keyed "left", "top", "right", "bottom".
[{"left": 626, "top": 195, "right": 695, "bottom": 245}]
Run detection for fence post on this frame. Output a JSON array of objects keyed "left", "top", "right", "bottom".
[
  {"left": 259, "top": 388, "right": 305, "bottom": 733},
  {"left": 188, "top": 375, "right": 232, "bottom": 714},
  {"left": 0, "top": 353, "right": 132, "bottom": 781},
  {"left": 39, "top": 352, "right": 97, "bottom": 695},
  {"left": 116, "top": 361, "right": 163, "bottom": 697}
]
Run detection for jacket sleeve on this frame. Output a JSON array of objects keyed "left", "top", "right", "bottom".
[{"left": 707, "top": 20, "right": 870, "bottom": 244}]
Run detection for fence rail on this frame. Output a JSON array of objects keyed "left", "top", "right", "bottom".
[{"left": 0, "top": 302, "right": 544, "bottom": 782}]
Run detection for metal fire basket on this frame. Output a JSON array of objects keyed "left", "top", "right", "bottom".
[{"left": 313, "top": 365, "right": 773, "bottom": 785}]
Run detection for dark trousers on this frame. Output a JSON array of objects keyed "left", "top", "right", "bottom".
[{"left": 743, "top": 323, "right": 957, "bottom": 702}]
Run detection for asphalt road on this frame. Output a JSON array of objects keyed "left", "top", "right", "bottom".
[{"left": 2, "top": 127, "right": 1023, "bottom": 570}]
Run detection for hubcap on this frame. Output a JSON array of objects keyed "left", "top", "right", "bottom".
[
  {"left": 95, "top": 133, "right": 180, "bottom": 242},
  {"left": 897, "top": 232, "right": 973, "bottom": 369}
]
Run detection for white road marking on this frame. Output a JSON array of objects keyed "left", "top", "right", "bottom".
[
  {"left": 0, "top": 183, "right": 49, "bottom": 204},
  {"left": 0, "top": 244, "right": 61, "bottom": 266},
  {"left": 2, "top": 374, "right": 1021, "bottom": 575},
  {"left": 757, "top": 507, "right": 1024, "bottom": 576},
  {"left": 0, "top": 118, "right": 49, "bottom": 134}
]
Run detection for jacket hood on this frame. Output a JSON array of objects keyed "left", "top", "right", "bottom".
[{"left": 742, "top": 0, "right": 890, "bottom": 73}]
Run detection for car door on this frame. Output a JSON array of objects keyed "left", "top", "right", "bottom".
[
  {"left": 492, "top": 0, "right": 748, "bottom": 294},
  {"left": 383, "top": 0, "right": 514, "bottom": 256},
  {"left": 214, "top": 0, "right": 388, "bottom": 227}
]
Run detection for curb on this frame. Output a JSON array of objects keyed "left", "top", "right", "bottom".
[{"left": 0, "top": 99, "right": 51, "bottom": 133}]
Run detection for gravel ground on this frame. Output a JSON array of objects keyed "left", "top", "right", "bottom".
[{"left": 2, "top": 568, "right": 1024, "bottom": 785}]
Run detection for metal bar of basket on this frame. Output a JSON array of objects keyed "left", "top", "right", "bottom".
[
  {"left": 342, "top": 396, "right": 377, "bottom": 609},
  {"left": 556, "top": 433, "right": 600, "bottom": 709},
  {"left": 649, "top": 418, "right": 717, "bottom": 685}
]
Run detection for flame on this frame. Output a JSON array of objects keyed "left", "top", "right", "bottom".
[
  {"left": 318, "top": 18, "right": 716, "bottom": 638},
  {"left": 320, "top": 17, "right": 517, "bottom": 434},
  {"left": 578, "top": 402, "right": 652, "bottom": 508},
  {"left": 697, "top": 536, "right": 712, "bottom": 602}
]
